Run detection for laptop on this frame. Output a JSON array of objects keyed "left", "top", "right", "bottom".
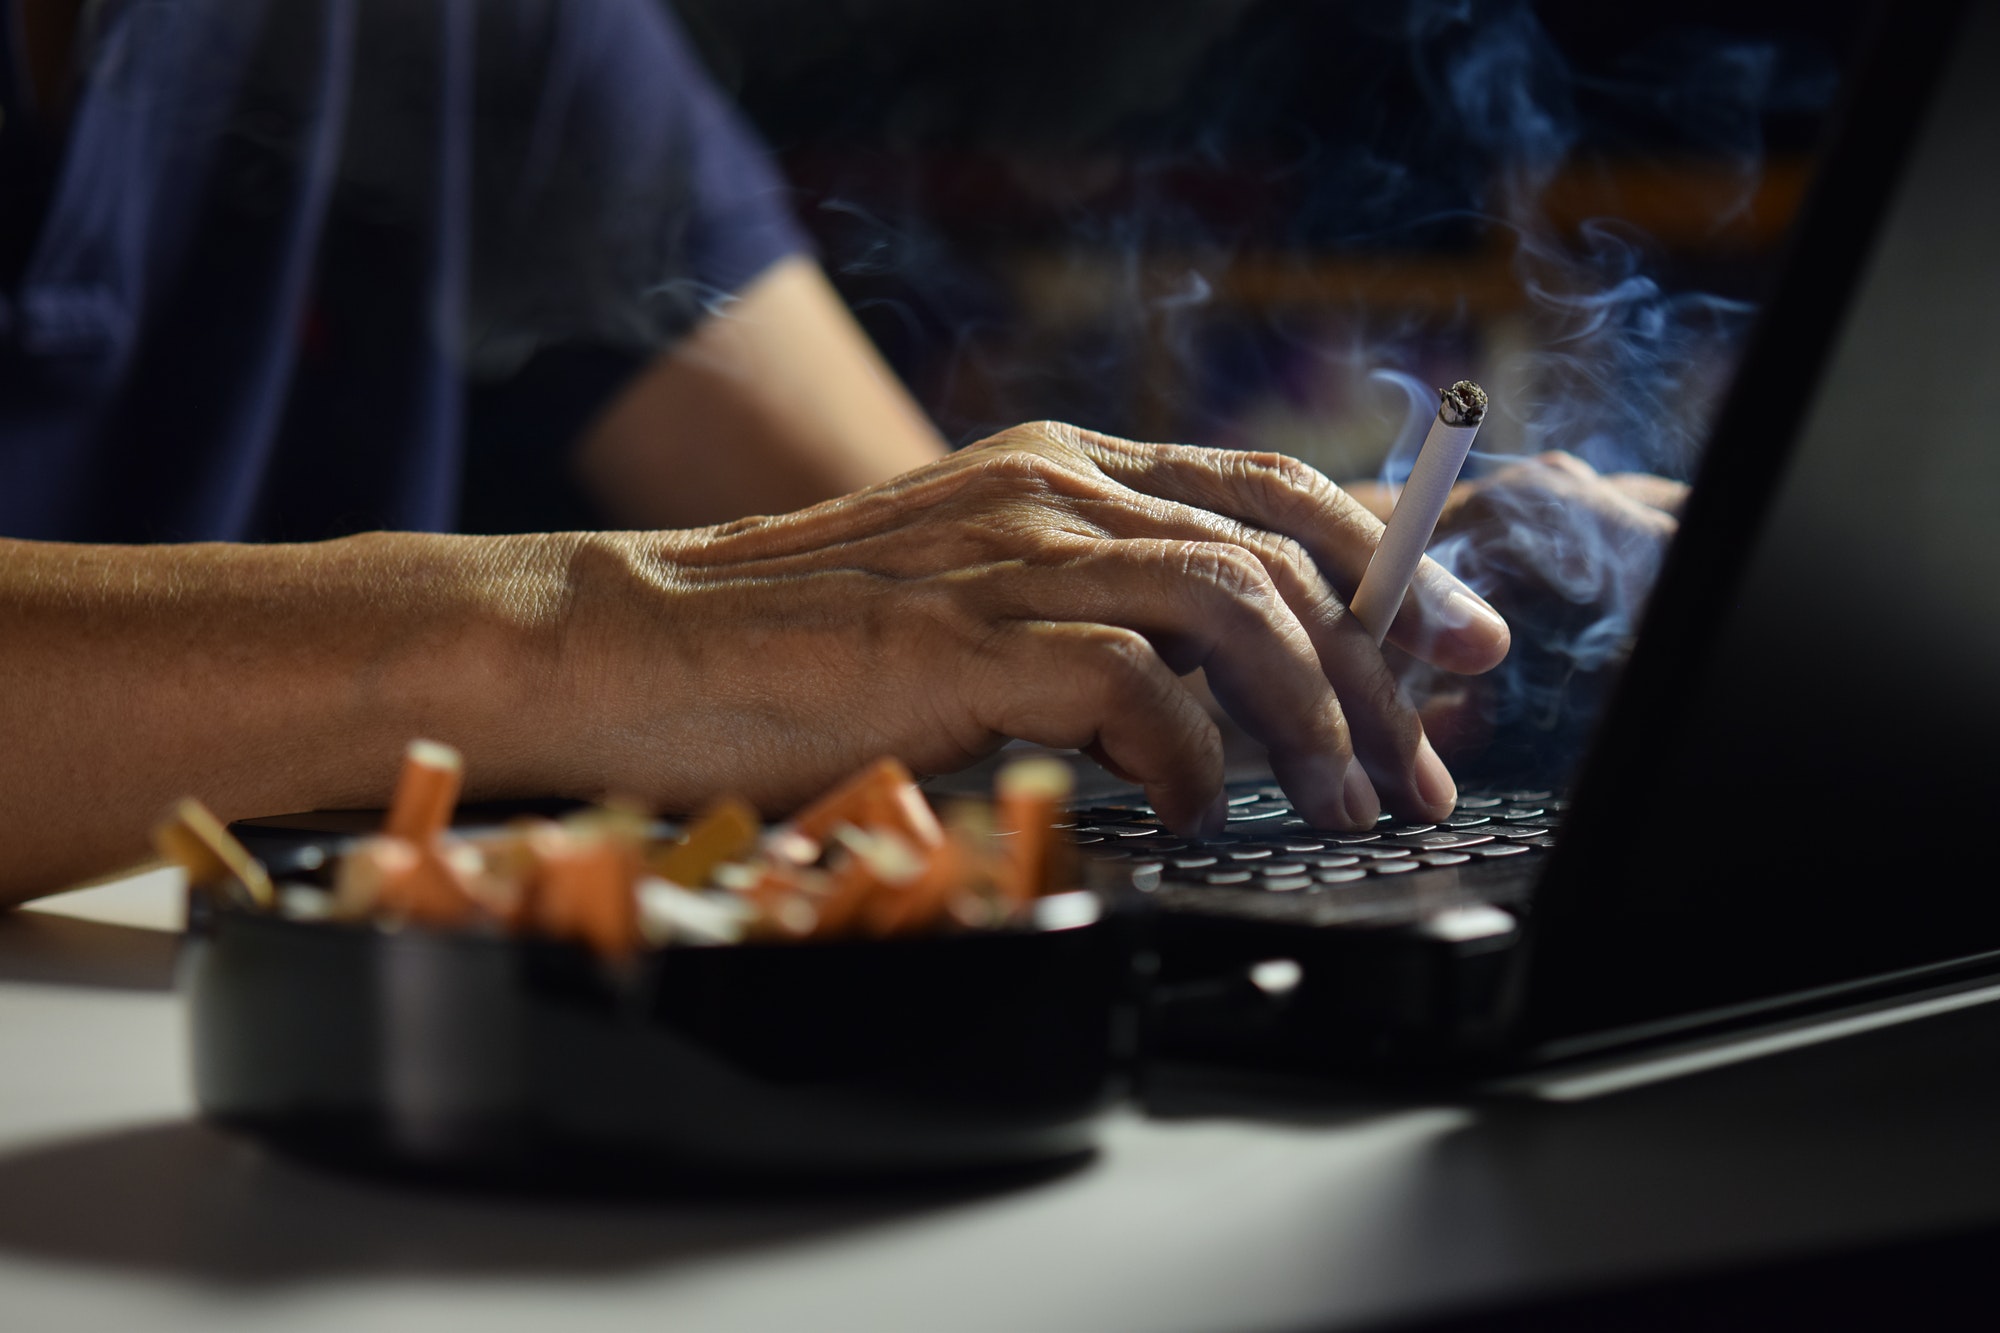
[{"left": 1113, "top": 0, "right": 2000, "bottom": 1079}]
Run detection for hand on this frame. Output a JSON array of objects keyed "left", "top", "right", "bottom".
[{"left": 562, "top": 422, "right": 1512, "bottom": 837}]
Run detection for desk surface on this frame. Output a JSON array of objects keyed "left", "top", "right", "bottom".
[{"left": 8, "top": 873, "right": 2000, "bottom": 1332}]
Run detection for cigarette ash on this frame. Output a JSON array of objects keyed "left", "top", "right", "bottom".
[{"left": 1440, "top": 380, "right": 1487, "bottom": 428}]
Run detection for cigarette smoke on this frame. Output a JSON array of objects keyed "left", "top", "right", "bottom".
[
  {"left": 1378, "top": 0, "right": 1835, "bottom": 779},
  {"left": 693, "top": 0, "right": 1847, "bottom": 780}
]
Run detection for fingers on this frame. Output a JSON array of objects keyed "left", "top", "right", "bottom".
[
  {"left": 965, "top": 621, "right": 1226, "bottom": 837},
  {"left": 1061, "top": 433, "right": 1512, "bottom": 676},
  {"left": 977, "top": 540, "right": 1382, "bottom": 828},
  {"left": 1607, "top": 472, "right": 1690, "bottom": 518}
]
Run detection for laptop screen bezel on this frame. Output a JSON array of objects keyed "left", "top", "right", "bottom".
[{"left": 1514, "top": 0, "right": 1981, "bottom": 1060}]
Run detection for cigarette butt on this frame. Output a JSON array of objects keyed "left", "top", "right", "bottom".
[
  {"left": 335, "top": 835, "right": 481, "bottom": 928},
  {"left": 994, "top": 756, "right": 1076, "bottom": 905},
  {"left": 867, "top": 832, "right": 973, "bottom": 937},
  {"left": 152, "top": 798, "right": 274, "bottom": 908},
  {"left": 525, "top": 828, "right": 639, "bottom": 959},
  {"left": 808, "top": 825, "right": 921, "bottom": 939},
  {"left": 636, "top": 877, "right": 754, "bottom": 946},
  {"left": 651, "top": 795, "right": 762, "bottom": 887},
  {"left": 332, "top": 837, "right": 418, "bottom": 918},
  {"left": 789, "top": 757, "right": 943, "bottom": 850},
  {"left": 724, "top": 862, "right": 822, "bottom": 942},
  {"left": 384, "top": 739, "right": 464, "bottom": 842}
]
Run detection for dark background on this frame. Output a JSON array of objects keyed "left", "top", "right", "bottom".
[
  {"left": 666, "top": 0, "right": 1865, "bottom": 460},
  {"left": 468, "top": 0, "right": 1872, "bottom": 532}
]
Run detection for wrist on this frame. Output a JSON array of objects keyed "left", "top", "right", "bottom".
[{"left": 346, "top": 530, "right": 586, "bottom": 801}]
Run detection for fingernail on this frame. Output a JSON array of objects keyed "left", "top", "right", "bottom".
[
  {"left": 1413, "top": 734, "right": 1456, "bottom": 814},
  {"left": 1450, "top": 586, "right": 1507, "bottom": 636},
  {"left": 1341, "top": 761, "right": 1380, "bottom": 830}
]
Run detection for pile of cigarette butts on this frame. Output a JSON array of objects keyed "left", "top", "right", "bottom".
[{"left": 153, "top": 743, "right": 1079, "bottom": 958}]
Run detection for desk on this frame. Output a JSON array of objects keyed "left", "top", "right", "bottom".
[{"left": 6, "top": 872, "right": 2000, "bottom": 1332}]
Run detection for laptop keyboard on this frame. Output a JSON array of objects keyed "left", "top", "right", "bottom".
[{"left": 1071, "top": 779, "right": 1564, "bottom": 896}]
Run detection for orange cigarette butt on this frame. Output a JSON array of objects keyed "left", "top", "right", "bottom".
[
  {"left": 866, "top": 833, "right": 971, "bottom": 937},
  {"left": 809, "top": 826, "right": 922, "bottom": 940},
  {"left": 789, "top": 757, "right": 943, "bottom": 850},
  {"left": 994, "top": 756, "right": 1076, "bottom": 906},
  {"left": 651, "top": 795, "right": 761, "bottom": 887},
  {"left": 526, "top": 830, "right": 640, "bottom": 959},
  {"left": 152, "top": 798, "right": 274, "bottom": 908},
  {"left": 384, "top": 739, "right": 464, "bottom": 842},
  {"left": 336, "top": 835, "right": 481, "bottom": 928}
]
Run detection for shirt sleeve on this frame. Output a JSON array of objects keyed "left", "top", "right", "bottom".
[{"left": 464, "top": 0, "right": 812, "bottom": 376}]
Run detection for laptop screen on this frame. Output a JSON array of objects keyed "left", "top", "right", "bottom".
[{"left": 1524, "top": 0, "right": 2000, "bottom": 1052}]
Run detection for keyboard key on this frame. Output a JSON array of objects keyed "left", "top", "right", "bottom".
[
  {"left": 1257, "top": 862, "right": 1309, "bottom": 876},
  {"left": 1097, "top": 823, "right": 1168, "bottom": 838},
  {"left": 1315, "top": 867, "right": 1368, "bottom": 884},
  {"left": 1494, "top": 790, "right": 1555, "bottom": 803},
  {"left": 1495, "top": 806, "right": 1546, "bottom": 820},
  {"left": 1343, "top": 846, "right": 1413, "bottom": 860},
  {"left": 1438, "top": 814, "right": 1492, "bottom": 829},
  {"left": 1222, "top": 847, "right": 1275, "bottom": 861},
  {"left": 1170, "top": 856, "right": 1219, "bottom": 870},
  {"left": 1225, "top": 791, "right": 1266, "bottom": 807},
  {"left": 1263, "top": 875, "right": 1313, "bottom": 892},
  {"left": 1488, "top": 824, "right": 1550, "bottom": 841},
  {"left": 1382, "top": 831, "right": 1495, "bottom": 851},
  {"left": 1205, "top": 870, "right": 1255, "bottom": 885},
  {"left": 1415, "top": 852, "right": 1471, "bottom": 867},
  {"left": 1304, "top": 854, "right": 1362, "bottom": 869},
  {"left": 1378, "top": 822, "right": 1438, "bottom": 837},
  {"left": 1274, "top": 840, "right": 1329, "bottom": 853},
  {"left": 1471, "top": 842, "right": 1534, "bottom": 858},
  {"left": 1320, "top": 832, "right": 1383, "bottom": 845},
  {"left": 1453, "top": 796, "right": 1504, "bottom": 810},
  {"left": 1370, "top": 860, "right": 1420, "bottom": 875},
  {"left": 1225, "top": 805, "right": 1290, "bottom": 823},
  {"left": 1514, "top": 833, "right": 1558, "bottom": 848}
]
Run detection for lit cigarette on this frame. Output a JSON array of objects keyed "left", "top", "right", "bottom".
[{"left": 1348, "top": 380, "right": 1488, "bottom": 645}]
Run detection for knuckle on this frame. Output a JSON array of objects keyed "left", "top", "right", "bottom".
[
  {"left": 1260, "top": 533, "right": 1318, "bottom": 587},
  {"left": 1069, "top": 628, "right": 1163, "bottom": 710},
  {"left": 970, "top": 448, "right": 1065, "bottom": 502},
  {"left": 1239, "top": 451, "right": 1326, "bottom": 502},
  {"left": 1181, "top": 541, "right": 1272, "bottom": 604}
]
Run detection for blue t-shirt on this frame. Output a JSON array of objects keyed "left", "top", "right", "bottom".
[{"left": 0, "top": 0, "right": 807, "bottom": 542}]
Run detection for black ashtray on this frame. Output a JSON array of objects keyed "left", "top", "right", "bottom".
[{"left": 183, "top": 888, "right": 1131, "bottom": 1188}]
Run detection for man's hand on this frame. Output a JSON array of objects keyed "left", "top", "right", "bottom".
[
  {"left": 566, "top": 422, "right": 1511, "bottom": 838},
  {"left": 0, "top": 422, "right": 1509, "bottom": 902}
]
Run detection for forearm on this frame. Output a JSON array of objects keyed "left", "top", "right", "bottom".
[
  {"left": 0, "top": 532, "right": 577, "bottom": 903},
  {"left": 576, "top": 257, "right": 948, "bottom": 528}
]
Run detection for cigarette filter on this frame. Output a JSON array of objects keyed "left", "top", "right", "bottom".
[
  {"left": 384, "top": 739, "right": 464, "bottom": 842},
  {"left": 153, "top": 797, "right": 274, "bottom": 908},
  {"left": 789, "top": 756, "right": 945, "bottom": 850},
  {"left": 525, "top": 828, "right": 639, "bottom": 959},
  {"left": 994, "top": 756, "right": 1076, "bottom": 905},
  {"left": 651, "top": 795, "right": 761, "bottom": 886},
  {"left": 1348, "top": 380, "right": 1488, "bottom": 645},
  {"left": 335, "top": 835, "right": 480, "bottom": 928}
]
